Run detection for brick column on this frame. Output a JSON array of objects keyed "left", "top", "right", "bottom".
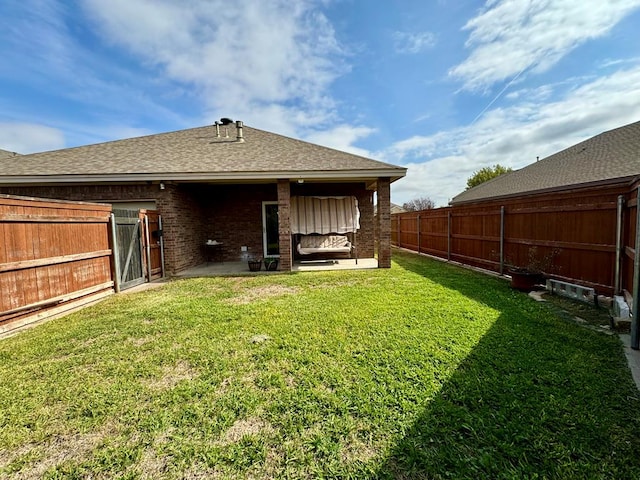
[
  {"left": 356, "top": 189, "right": 375, "bottom": 257},
  {"left": 377, "top": 177, "right": 391, "bottom": 268},
  {"left": 277, "top": 179, "right": 292, "bottom": 271}
]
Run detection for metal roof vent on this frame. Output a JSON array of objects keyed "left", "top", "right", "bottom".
[
  {"left": 236, "top": 120, "right": 244, "bottom": 143},
  {"left": 212, "top": 118, "right": 244, "bottom": 142}
]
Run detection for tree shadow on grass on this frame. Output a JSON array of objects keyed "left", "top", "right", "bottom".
[{"left": 371, "top": 251, "right": 640, "bottom": 479}]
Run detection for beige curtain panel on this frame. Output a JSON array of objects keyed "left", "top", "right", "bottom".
[{"left": 290, "top": 196, "right": 360, "bottom": 234}]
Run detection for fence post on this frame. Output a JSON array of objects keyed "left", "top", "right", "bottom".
[
  {"left": 447, "top": 210, "right": 451, "bottom": 261},
  {"left": 615, "top": 195, "right": 624, "bottom": 295},
  {"left": 632, "top": 187, "right": 640, "bottom": 349},
  {"left": 397, "top": 216, "right": 401, "bottom": 248},
  {"left": 110, "top": 213, "right": 121, "bottom": 293},
  {"left": 500, "top": 206, "right": 505, "bottom": 275},
  {"left": 417, "top": 215, "right": 421, "bottom": 254}
]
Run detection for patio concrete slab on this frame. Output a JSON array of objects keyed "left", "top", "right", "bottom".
[
  {"left": 174, "top": 258, "right": 378, "bottom": 277},
  {"left": 619, "top": 334, "right": 640, "bottom": 391},
  {"left": 294, "top": 258, "right": 378, "bottom": 272}
]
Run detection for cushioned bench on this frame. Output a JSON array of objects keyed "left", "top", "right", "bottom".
[{"left": 297, "top": 234, "right": 352, "bottom": 255}]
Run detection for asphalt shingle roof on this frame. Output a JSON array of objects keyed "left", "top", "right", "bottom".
[
  {"left": 0, "top": 123, "right": 405, "bottom": 181},
  {"left": 451, "top": 120, "right": 640, "bottom": 205},
  {"left": 0, "top": 149, "right": 18, "bottom": 160}
]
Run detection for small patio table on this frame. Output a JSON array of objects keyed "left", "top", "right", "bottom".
[{"left": 203, "top": 242, "right": 224, "bottom": 263}]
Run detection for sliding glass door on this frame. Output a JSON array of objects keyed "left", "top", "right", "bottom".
[{"left": 262, "top": 201, "right": 279, "bottom": 257}]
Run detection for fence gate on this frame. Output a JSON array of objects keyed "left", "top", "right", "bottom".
[
  {"left": 112, "top": 209, "right": 145, "bottom": 290},
  {"left": 140, "top": 209, "right": 164, "bottom": 282}
]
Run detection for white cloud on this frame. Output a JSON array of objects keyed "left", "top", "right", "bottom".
[
  {"left": 392, "top": 31, "right": 437, "bottom": 54},
  {"left": 304, "top": 125, "right": 377, "bottom": 157},
  {"left": 82, "top": 0, "right": 347, "bottom": 135},
  {"left": 450, "top": 0, "right": 640, "bottom": 90},
  {"left": 0, "top": 0, "right": 195, "bottom": 143},
  {"left": 392, "top": 156, "right": 469, "bottom": 207},
  {"left": 2, "top": 0, "right": 373, "bottom": 155},
  {"left": 599, "top": 56, "right": 640, "bottom": 69},
  {"left": 387, "top": 65, "right": 640, "bottom": 206},
  {"left": 0, "top": 123, "right": 66, "bottom": 154}
]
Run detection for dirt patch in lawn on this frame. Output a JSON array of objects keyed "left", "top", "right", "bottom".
[
  {"left": 77, "top": 332, "right": 114, "bottom": 349},
  {"left": 223, "top": 285, "right": 300, "bottom": 305},
  {"left": 180, "top": 465, "right": 223, "bottom": 479},
  {"left": 144, "top": 361, "right": 198, "bottom": 390},
  {"left": 128, "top": 335, "right": 156, "bottom": 347},
  {"left": 221, "top": 417, "right": 273, "bottom": 444},
  {"left": 129, "top": 429, "right": 175, "bottom": 480},
  {"left": 0, "top": 422, "right": 119, "bottom": 479},
  {"left": 136, "top": 446, "right": 172, "bottom": 480},
  {"left": 216, "top": 372, "right": 258, "bottom": 396},
  {"left": 340, "top": 435, "right": 378, "bottom": 464}
]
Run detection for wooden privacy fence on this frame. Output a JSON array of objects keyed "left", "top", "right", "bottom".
[
  {"left": 0, "top": 195, "right": 114, "bottom": 335},
  {"left": 392, "top": 183, "right": 638, "bottom": 297},
  {"left": 1, "top": 196, "right": 165, "bottom": 335}
]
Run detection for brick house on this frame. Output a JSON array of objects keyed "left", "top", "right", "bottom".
[{"left": 0, "top": 121, "right": 406, "bottom": 274}]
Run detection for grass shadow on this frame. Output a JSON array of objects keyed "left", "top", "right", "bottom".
[{"left": 370, "top": 250, "right": 640, "bottom": 478}]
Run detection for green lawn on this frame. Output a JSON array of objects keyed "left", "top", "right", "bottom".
[{"left": 1, "top": 249, "right": 640, "bottom": 479}]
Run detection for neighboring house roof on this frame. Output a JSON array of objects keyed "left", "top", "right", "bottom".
[
  {"left": 451, "top": 120, "right": 640, "bottom": 205},
  {"left": 375, "top": 203, "right": 406, "bottom": 215},
  {"left": 390, "top": 203, "right": 407, "bottom": 214},
  {"left": 0, "top": 149, "right": 18, "bottom": 159},
  {"left": 0, "top": 123, "right": 406, "bottom": 185}
]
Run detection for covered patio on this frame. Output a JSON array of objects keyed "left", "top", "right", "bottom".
[
  {"left": 0, "top": 121, "right": 406, "bottom": 276},
  {"left": 174, "top": 258, "right": 379, "bottom": 277}
]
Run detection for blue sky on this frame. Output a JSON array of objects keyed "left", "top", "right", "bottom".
[{"left": 1, "top": 0, "right": 640, "bottom": 206}]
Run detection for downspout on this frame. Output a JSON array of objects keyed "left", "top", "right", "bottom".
[
  {"left": 500, "top": 206, "right": 505, "bottom": 275},
  {"left": 631, "top": 186, "right": 640, "bottom": 349},
  {"left": 159, "top": 215, "right": 166, "bottom": 278},
  {"left": 615, "top": 195, "right": 624, "bottom": 295}
]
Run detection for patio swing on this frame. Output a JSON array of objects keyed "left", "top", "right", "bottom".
[{"left": 290, "top": 196, "right": 359, "bottom": 264}]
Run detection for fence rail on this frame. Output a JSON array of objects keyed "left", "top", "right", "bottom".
[
  {"left": 0, "top": 195, "right": 114, "bottom": 335},
  {"left": 392, "top": 183, "right": 633, "bottom": 296}
]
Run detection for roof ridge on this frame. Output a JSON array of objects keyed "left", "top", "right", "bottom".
[
  {"left": 0, "top": 121, "right": 406, "bottom": 181},
  {"left": 12, "top": 124, "right": 217, "bottom": 157}
]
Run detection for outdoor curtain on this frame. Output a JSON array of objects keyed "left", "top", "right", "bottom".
[{"left": 290, "top": 196, "right": 360, "bottom": 234}]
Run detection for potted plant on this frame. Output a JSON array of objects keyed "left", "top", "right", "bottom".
[
  {"left": 248, "top": 257, "right": 262, "bottom": 272},
  {"left": 507, "top": 246, "right": 560, "bottom": 291},
  {"left": 508, "top": 266, "right": 543, "bottom": 291},
  {"left": 263, "top": 256, "right": 279, "bottom": 271}
]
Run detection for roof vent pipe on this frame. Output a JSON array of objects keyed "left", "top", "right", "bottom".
[
  {"left": 214, "top": 121, "right": 221, "bottom": 138},
  {"left": 236, "top": 120, "right": 245, "bottom": 143}
]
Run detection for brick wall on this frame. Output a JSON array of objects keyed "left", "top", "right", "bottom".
[
  {"left": 200, "top": 184, "right": 278, "bottom": 262},
  {"left": 277, "top": 180, "right": 292, "bottom": 271},
  {"left": 1, "top": 180, "right": 379, "bottom": 272},
  {"left": 0, "top": 183, "right": 206, "bottom": 274},
  {"left": 377, "top": 178, "right": 391, "bottom": 268},
  {"left": 161, "top": 185, "right": 207, "bottom": 273}
]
